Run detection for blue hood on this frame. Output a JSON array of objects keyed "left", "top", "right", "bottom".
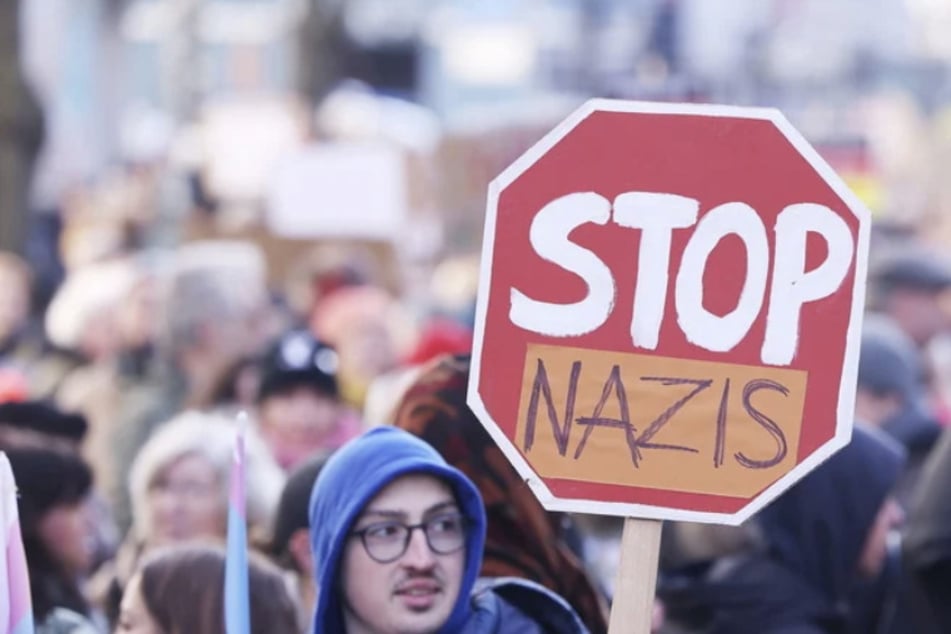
[{"left": 308, "top": 427, "right": 487, "bottom": 633}]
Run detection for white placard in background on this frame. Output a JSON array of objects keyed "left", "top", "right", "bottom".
[{"left": 266, "top": 143, "right": 407, "bottom": 241}]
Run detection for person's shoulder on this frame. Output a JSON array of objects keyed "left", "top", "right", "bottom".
[
  {"left": 762, "top": 625, "right": 828, "bottom": 634},
  {"left": 36, "top": 608, "right": 100, "bottom": 634},
  {"left": 461, "top": 577, "right": 591, "bottom": 634}
]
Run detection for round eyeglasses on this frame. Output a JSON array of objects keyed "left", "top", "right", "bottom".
[{"left": 349, "top": 512, "right": 468, "bottom": 564}]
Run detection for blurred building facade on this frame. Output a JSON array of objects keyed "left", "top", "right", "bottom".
[{"left": 13, "top": 0, "right": 951, "bottom": 252}]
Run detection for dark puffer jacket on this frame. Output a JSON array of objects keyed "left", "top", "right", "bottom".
[{"left": 660, "top": 425, "right": 905, "bottom": 634}]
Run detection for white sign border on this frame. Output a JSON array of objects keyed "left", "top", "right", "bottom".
[{"left": 467, "top": 98, "right": 871, "bottom": 526}]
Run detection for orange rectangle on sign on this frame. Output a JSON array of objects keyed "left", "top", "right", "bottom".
[{"left": 515, "top": 344, "right": 808, "bottom": 498}]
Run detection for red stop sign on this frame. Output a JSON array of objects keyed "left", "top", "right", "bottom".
[{"left": 467, "top": 100, "right": 871, "bottom": 524}]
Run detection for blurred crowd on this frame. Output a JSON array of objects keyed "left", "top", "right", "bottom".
[{"left": 2, "top": 90, "right": 951, "bottom": 634}]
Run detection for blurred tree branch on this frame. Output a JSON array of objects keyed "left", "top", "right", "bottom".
[{"left": 297, "top": 0, "right": 353, "bottom": 109}]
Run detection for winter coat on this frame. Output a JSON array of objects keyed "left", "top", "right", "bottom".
[
  {"left": 659, "top": 426, "right": 906, "bottom": 634},
  {"left": 460, "top": 578, "right": 589, "bottom": 634},
  {"left": 35, "top": 608, "right": 99, "bottom": 634},
  {"left": 903, "top": 428, "right": 951, "bottom": 633}
]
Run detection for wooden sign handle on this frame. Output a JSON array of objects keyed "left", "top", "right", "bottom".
[{"left": 608, "top": 517, "right": 663, "bottom": 634}]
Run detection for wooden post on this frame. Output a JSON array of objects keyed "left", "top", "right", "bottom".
[{"left": 608, "top": 517, "right": 663, "bottom": 634}]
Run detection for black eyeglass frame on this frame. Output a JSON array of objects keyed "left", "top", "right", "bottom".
[{"left": 349, "top": 512, "right": 469, "bottom": 564}]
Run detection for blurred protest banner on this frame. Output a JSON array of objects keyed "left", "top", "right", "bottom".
[
  {"left": 265, "top": 143, "right": 407, "bottom": 241},
  {"left": 202, "top": 97, "right": 307, "bottom": 204},
  {"left": 434, "top": 97, "right": 579, "bottom": 251}
]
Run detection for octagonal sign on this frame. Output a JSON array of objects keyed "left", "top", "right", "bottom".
[{"left": 467, "top": 99, "right": 871, "bottom": 525}]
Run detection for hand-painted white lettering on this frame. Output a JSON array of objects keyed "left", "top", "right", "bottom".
[
  {"left": 510, "top": 193, "right": 853, "bottom": 366},
  {"left": 509, "top": 192, "right": 616, "bottom": 337},
  {"left": 676, "top": 202, "right": 769, "bottom": 352},
  {"left": 762, "top": 203, "right": 854, "bottom": 365},
  {"left": 613, "top": 192, "right": 699, "bottom": 351}
]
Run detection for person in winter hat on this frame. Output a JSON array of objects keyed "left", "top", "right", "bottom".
[
  {"left": 256, "top": 329, "right": 361, "bottom": 471},
  {"left": 4, "top": 442, "right": 100, "bottom": 633}
]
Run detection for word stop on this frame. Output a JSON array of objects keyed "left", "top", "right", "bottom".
[{"left": 509, "top": 191, "right": 855, "bottom": 366}]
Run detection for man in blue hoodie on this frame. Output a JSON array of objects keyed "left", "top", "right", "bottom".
[{"left": 307, "top": 426, "right": 589, "bottom": 634}]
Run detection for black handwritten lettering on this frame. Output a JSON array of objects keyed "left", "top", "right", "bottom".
[
  {"left": 524, "top": 358, "right": 795, "bottom": 472},
  {"left": 573, "top": 365, "right": 641, "bottom": 465},
  {"left": 573, "top": 373, "right": 708, "bottom": 466},
  {"left": 634, "top": 377, "right": 712, "bottom": 454},
  {"left": 734, "top": 379, "right": 789, "bottom": 469},
  {"left": 523, "top": 358, "right": 582, "bottom": 455},
  {"left": 714, "top": 378, "right": 730, "bottom": 468}
]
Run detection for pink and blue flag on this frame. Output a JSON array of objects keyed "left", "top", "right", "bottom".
[
  {"left": 1, "top": 452, "right": 34, "bottom": 634},
  {"left": 224, "top": 420, "right": 250, "bottom": 634}
]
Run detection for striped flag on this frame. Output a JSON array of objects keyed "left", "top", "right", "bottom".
[
  {"left": 224, "top": 418, "right": 250, "bottom": 634},
  {"left": 1, "top": 452, "right": 34, "bottom": 634}
]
